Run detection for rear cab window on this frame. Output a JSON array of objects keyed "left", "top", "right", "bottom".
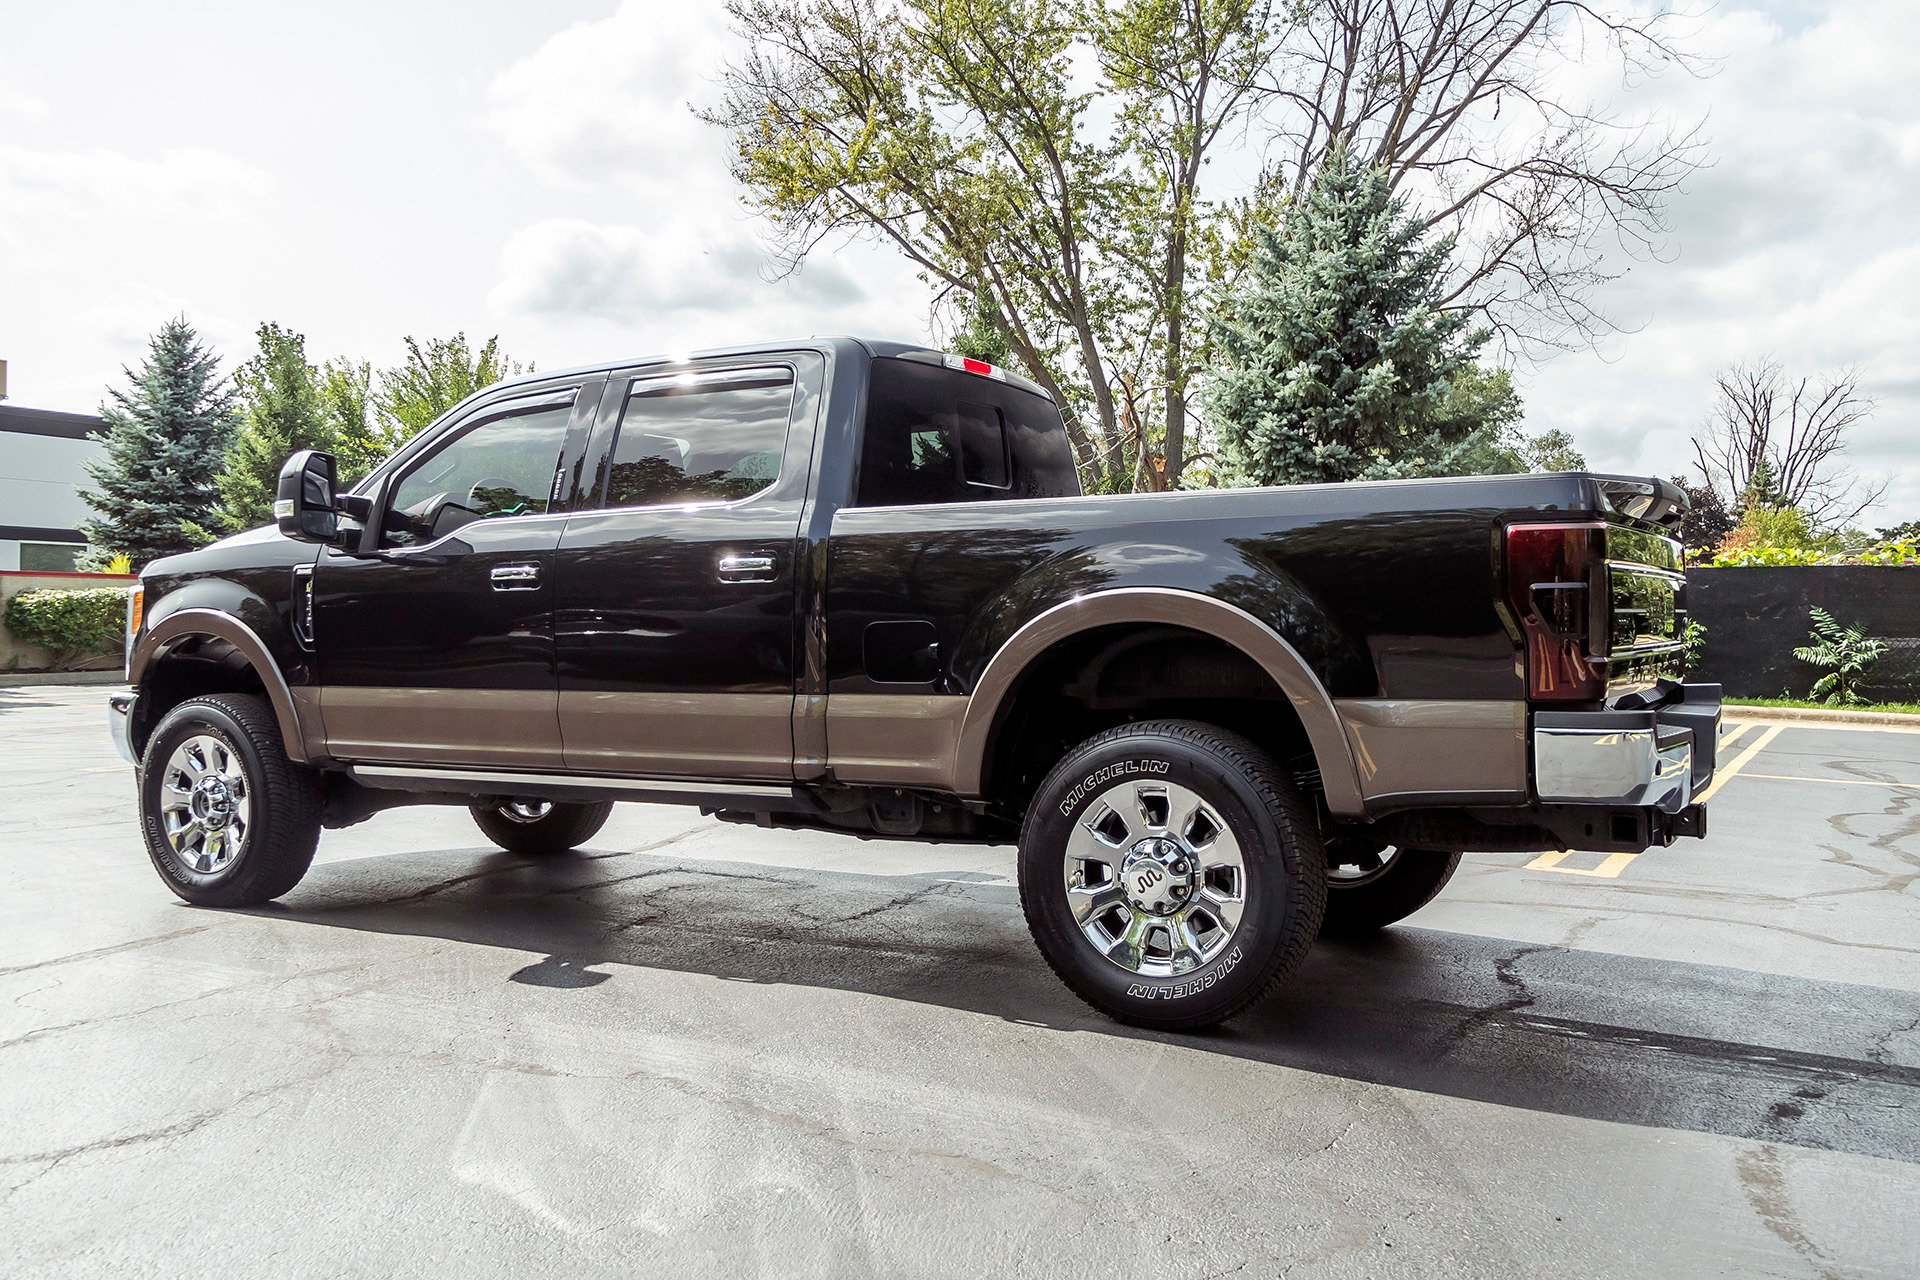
[{"left": 855, "top": 357, "right": 1080, "bottom": 507}]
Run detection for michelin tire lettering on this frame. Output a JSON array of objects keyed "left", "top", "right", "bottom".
[{"left": 1060, "top": 758, "right": 1170, "bottom": 816}]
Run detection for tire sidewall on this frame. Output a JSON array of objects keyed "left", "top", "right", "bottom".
[
  {"left": 1020, "top": 730, "right": 1307, "bottom": 1024},
  {"left": 139, "top": 700, "right": 272, "bottom": 899}
]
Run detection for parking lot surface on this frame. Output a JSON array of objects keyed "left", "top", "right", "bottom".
[{"left": 3, "top": 683, "right": 1917, "bottom": 1278}]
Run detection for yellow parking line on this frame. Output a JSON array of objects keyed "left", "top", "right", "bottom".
[
  {"left": 1694, "top": 724, "right": 1784, "bottom": 806},
  {"left": 1742, "top": 772, "right": 1920, "bottom": 789},
  {"left": 1525, "top": 849, "right": 1638, "bottom": 878}
]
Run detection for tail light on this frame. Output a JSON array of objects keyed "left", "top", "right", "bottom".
[{"left": 1506, "top": 522, "right": 1607, "bottom": 701}]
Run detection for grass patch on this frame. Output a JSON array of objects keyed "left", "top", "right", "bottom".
[{"left": 1727, "top": 696, "right": 1920, "bottom": 716}]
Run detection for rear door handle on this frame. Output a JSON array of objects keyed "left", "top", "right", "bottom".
[
  {"left": 717, "top": 553, "right": 777, "bottom": 583},
  {"left": 490, "top": 562, "right": 541, "bottom": 590}
]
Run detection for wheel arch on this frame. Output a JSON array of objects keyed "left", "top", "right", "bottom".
[
  {"left": 129, "top": 608, "right": 316, "bottom": 764},
  {"left": 954, "top": 587, "right": 1366, "bottom": 815}
]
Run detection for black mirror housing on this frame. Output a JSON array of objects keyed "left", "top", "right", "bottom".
[{"left": 275, "top": 450, "right": 339, "bottom": 544}]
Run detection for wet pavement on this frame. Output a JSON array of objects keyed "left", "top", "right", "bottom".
[{"left": 3, "top": 683, "right": 1917, "bottom": 1277}]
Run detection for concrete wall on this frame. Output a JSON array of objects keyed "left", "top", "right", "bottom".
[
  {"left": 0, "top": 571, "right": 135, "bottom": 672},
  {"left": 1686, "top": 566, "right": 1920, "bottom": 701}
]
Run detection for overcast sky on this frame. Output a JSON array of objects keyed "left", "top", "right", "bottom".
[{"left": 1, "top": 0, "right": 1913, "bottom": 524}]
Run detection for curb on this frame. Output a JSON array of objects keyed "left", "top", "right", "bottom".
[
  {"left": 1723, "top": 704, "right": 1920, "bottom": 728},
  {"left": 0, "top": 671, "right": 126, "bottom": 688}
]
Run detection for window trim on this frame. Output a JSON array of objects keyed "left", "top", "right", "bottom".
[
  {"left": 374, "top": 387, "right": 581, "bottom": 551},
  {"left": 579, "top": 362, "right": 801, "bottom": 517}
]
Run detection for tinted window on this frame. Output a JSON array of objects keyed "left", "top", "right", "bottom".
[
  {"left": 856, "top": 358, "right": 1079, "bottom": 506},
  {"left": 382, "top": 397, "right": 573, "bottom": 547},
  {"left": 600, "top": 368, "right": 794, "bottom": 508}
]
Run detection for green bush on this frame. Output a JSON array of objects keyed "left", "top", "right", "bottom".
[{"left": 3, "top": 587, "right": 128, "bottom": 670}]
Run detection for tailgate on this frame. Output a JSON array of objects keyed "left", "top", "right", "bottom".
[{"left": 1603, "top": 519, "right": 1686, "bottom": 698}]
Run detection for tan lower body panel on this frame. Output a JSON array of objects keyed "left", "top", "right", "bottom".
[
  {"left": 560, "top": 691, "right": 794, "bottom": 779},
  {"left": 1334, "top": 698, "right": 1527, "bottom": 804},
  {"left": 321, "top": 687, "right": 565, "bottom": 770},
  {"left": 825, "top": 693, "right": 967, "bottom": 789}
]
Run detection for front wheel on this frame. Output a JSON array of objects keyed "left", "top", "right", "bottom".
[
  {"left": 1320, "top": 842, "right": 1462, "bottom": 936},
  {"left": 1018, "top": 720, "right": 1327, "bottom": 1031},
  {"left": 138, "top": 694, "right": 323, "bottom": 907},
  {"left": 470, "top": 799, "right": 614, "bottom": 855}
]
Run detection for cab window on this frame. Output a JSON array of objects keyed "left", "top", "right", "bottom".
[
  {"left": 855, "top": 358, "right": 1079, "bottom": 506},
  {"left": 598, "top": 368, "right": 794, "bottom": 509},
  {"left": 381, "top": 395, "right": 574, "bottom": 548}
]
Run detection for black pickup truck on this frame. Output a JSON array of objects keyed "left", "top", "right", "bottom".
[{"left": 110, "top": 337, "right": 1718, "bottom": 1028}]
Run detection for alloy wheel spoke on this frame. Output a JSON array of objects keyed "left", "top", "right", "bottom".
[{"left": 1068, "top": 883, "right": 1128, "bottom": 929}]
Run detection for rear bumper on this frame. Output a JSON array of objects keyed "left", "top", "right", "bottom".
[
  {"left": 108, "top": 692, "right": 137, "bottom": 765},
  {"left": 1533, "top": 682, "right": 1721, "bottom": 815}
]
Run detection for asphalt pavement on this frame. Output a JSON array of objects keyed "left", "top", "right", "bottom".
[{"left": 2, "top": 683, "right": 1916, "bottom": 1278}]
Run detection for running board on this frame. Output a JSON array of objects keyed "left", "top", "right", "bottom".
[{"left": 349, "top": 764, "right": 799, "bottom": 811}]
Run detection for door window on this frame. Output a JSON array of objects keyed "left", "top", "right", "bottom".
[
  {"left": 599, "top": 368, "right": 794, "bottom": 509},
  {"left": 381, "top": 395, "right": 574, "bottom": 548}
]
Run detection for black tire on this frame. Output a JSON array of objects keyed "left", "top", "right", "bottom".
[
  {"left": 1018, "top": 719, "right": 1327, "bottom": 1031},
  {"left": 470, "top": 800, "right": 615, "bottom": 855},
  {"left": 137, "top": 693, "right": 323, "bottom": 907},
  {"left": 1320, "top": 846, "right": 1462, "bottom": 936}
]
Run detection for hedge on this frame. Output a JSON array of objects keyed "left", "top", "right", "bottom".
[{"left": 3, "top": 587, "right": 128, "bottom": 670}]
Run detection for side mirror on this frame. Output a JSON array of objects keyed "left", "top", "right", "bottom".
[{"left": 275, "top": 450, "right": 339, "bottom": 544}]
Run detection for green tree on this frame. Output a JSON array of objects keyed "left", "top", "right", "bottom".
[
  {"left": 77, "top": 317, "right": 238, "bottom": 569},
  {"left": 374, "top": 334, "right": 525, "bottom": 448},
  {"left": 1516, "top": 428, "right": 1588, "bottom": 474},
  {"left": 950, "top": 285, "right": 1012, "bottom": 366},
  {"left": 1793, "top": 607, "right": 1888, "bottom": 707},
  {"left": 214, "top": 324, "right": 332, "bottom": 534},
  {"left": 319, "top": 358, "right": 382, "bottom": 483},
  {"left": 1205, "top": 151, "right": 1493, "bottom": 485}
]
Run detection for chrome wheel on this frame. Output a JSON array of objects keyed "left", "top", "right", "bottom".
[
  {"left": 1328, "top": 843, "right": 1400, "bottom": 887},
  {"left": 496, "top": 800, "right": 553, "bottom": 824},
  {"left": 1061, "top": 779, "right": 1247, "bottom": 977},
  {"left": 159, "top": 733, "right": 251, "bottom": 875}
]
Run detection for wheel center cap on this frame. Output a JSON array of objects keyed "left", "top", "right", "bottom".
[
  {"left": 192, "top": 777, "right": 235, "bottom": 828},
  {"left": 1119, "top": 838, "right": 1195, "bottom": 916}
]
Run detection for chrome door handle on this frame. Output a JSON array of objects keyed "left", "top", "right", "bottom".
[
  {"left": 490, "top": 562, "right": 541, "bottom": 590},
  {"left": 717, "top": 553, "right": 777, "bottom": 583}
]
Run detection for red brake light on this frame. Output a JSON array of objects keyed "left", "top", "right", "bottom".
[
  {"left": 943, "top": 353, "right": 1008, "bottom": 382},
  {"left": 1506, "top": 522, "right": 1607, "bottom": 701}
]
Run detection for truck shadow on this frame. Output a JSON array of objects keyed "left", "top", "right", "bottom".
[{"left": 248, "top": 841, "right": 1920, "bottom": 1166}]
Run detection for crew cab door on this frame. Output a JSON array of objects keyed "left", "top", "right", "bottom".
[
  {"left": 312, "top": 380, "right": 601, "bottom": 768},
  {"left": 551, "top": 354, "right": 822, "bottom": 779}
]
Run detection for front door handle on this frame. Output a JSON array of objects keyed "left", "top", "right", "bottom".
[
  {"left": 491, "top": 562, "right": 542, "bottom": 590},
  {"left": 717, "top": 553, "right": 777, "bottom": 583}
]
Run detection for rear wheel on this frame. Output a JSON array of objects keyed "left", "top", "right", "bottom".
[
  {"left": 1018, "top": 720, "right": 1327, "bottom": 1031},
  {"left": 470, "top": 799, "right": 614, "bottom": 855},
  {"left": 138, "top": 694, "right": 323, "bottom": 907},
  {"left": 1320, "top": 840, "right": 1462, "bottom": 936}
]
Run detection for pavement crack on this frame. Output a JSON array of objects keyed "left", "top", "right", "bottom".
[
  {"left": 1433, "top": 944, "right": 1551, "bottom": 1059},
  {"left": 0, "top": 925, "right": 221, "bottom": 979},
  {"left": 1735, "top": 1144, "right": 1844, "bottom": 1280}
]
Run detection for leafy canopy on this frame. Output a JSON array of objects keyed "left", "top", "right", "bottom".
[{"left": 214, "top": 323, "right": 333, "bottom": 534}]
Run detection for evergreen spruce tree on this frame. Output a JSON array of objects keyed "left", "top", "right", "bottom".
[
  {"left": 214, "top": 323, "right": 333, "bottom": 533},
  {"left": 1206, "top": 149, "right": 1495, "bottom": 485},
  {"left": 77, "top": 317, "right": 238, "bottom": 569}
]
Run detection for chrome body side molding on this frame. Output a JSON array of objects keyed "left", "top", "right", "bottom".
[
  {"left": 351, "top": 763, "right": 795, "bottom": 807},
  {"left": 952, "top": 587, "right": 1367, "bottom": 815}
]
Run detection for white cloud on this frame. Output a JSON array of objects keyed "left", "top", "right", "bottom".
[
  {"left": 482, "top": 0, "right": 734, "bottom": 196},
  {"left": 0, "top": 144, "right": 270, "bottom": 225},
  {"left": 1520, "top": 0, "right": 1920, "bottom": 524}
]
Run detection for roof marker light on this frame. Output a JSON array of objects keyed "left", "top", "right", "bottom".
[{"left": 943, "top": 353, "right": 1007, "bottom": 382}]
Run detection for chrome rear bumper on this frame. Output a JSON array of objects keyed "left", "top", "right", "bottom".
[
  {"left": 1533, "top": 683, "right": 1722, "bottom": 814},
  {"left": 108, "top": 693, "right": 136, "bottom": 765}
]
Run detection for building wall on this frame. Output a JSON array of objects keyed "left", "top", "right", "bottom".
[{"left": 0, "top": 404, "right": 106, "bottom": 574}]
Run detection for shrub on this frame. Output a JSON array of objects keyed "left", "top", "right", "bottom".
[
  {"left": 2, "top": 587, "right": 128, "bottom": 670},
  {"left": 1792, "top": 606, "right": 1887, "bottom": 706},
  {"left": 1681, "top": 618, "right": 1708, "bottom": 671}
]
